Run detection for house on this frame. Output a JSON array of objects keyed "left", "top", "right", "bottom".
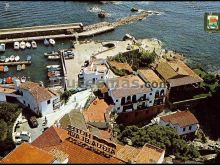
[
  {"left": 158, "top": 110, "right": 199, "bottom": 135},
  {"left": 16, "top": 81, "right": 61, "bottom": 117},
  {"left": 105, "top": 74, "right": 166, "bottom": 124},
  {"left": 78, "top": 58, "right": 108, "bottom": 86}
]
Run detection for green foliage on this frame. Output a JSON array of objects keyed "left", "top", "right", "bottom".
[
  {"left": 203, "top": 74, "right": 216, "bottom": 84},
  {"left": 117, "top": 124, "right": 200, "bottom": 161},
  {"left": 61, "top": 89, "right": 77, "bottom": 103},
  {"left": 0, "top": 119, "right": 7, "bottom": 141},
  {"left": 140, "top": 49, "right": 157, "bottom": 67}
]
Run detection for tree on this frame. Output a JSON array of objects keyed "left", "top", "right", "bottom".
[
  {"left": 0, "top": 119, "right": 8, "bottom": 141},
  {"left": 203, "top": 74, "right": 216, "bottom": 84}
]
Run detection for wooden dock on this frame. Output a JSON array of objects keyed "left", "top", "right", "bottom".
[{"left": 0, "top": 61, "right": 31, "bottom": 66}]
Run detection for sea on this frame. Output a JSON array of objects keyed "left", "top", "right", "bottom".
[{"left": 0, "top": 1, "right": 220, "bottom": 84}]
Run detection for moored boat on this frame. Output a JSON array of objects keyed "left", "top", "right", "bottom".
[
  {"left": 9, "top": 55, "right": 15, "bottom": 62},
  {"left": 49, "top": 39, "right": 55, "bottom": 46},
  {"left": 48, "top": 71, "right": 61, "bottom": 78},
  {"left": 0, "top": 66, "right": 4, "bottom": 72},
  {"left": 48, "top": 67, "right": 61, "bottom": 72},
  {"left": 14, "top": 42, "right": 20, "bottom": 50},
  {"left": 5, "top": 57, "right": 10, "bottom": 63},
  {"left": 0, "top": 56, "right": 6, "bottom": 62},
  {"left": 20, "top": 41, "right": 26, "bottom": 49},
  {"left": 26, "top": 55, "right": 32, "bottom": 61},
  {"left": 6, "top": 77, "right": 13, "bottom": 84},
  {"left": 15, "top": 56, "right": 20, "bottom": 62},
  {"left": 4, "top": 66, "right": 9, "bottom": 72},
  {"left": 21, "top": 64, "right": 26, "bottom": 70},
  {"left": 46, "top": 65, "right": 60, "bottom": 69},
  {"left": 44, "top": 51, "right": 59, "bottom": 57},
  {"left": 48, "top": 55, "right": 60, "bottom": 60},
  {"left": 17, "top": 65, "right": 22, "bottom": 71},
  {"left": 31, "top": 41, "right": 37, "bottom": 48},
  {"left": 0, "top": 78, "right": 3, "bottom": 84},
  {"left": 26, "top": 42, "right": 31, "bottom": 48},
  {"left": 0, "top": 43, "right": 5, "bottom": 52},
  {"left": 44, "top": 39, "right": 49, "bottom": 46}
]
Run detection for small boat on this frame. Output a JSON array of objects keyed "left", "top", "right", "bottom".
[
  {"left": 31, "top": 41, "right": 37, "bottom": 48},
  {"left": 21, "top": 64, "right": 26, "bottom": 70},
  {"left": 48, "top": 55, "right": 60, "bottom": 60},
  {"left": 4, "top": 66, "right": 9, "bottom": 72},
  {"left": 48, "top": 71, "right": 61, "bottom": 78},
  {"left": 48, "top": 67, "right": 61, "bottom": 72},
  {"left": 49, "top": 39, "right": 55, "bottom": 46},
  {"left": 9, "top": 55, "right": 15, "bottom": 62},
  {"left": 0, "top": 43, "right": 5, "bottom": 52},
  {"left": 26, "top": 42, "right": 31, "bottom": 48},
  {"left": 49, "top": 76, "right": 63, "bottom": 81},
  {"left": 26, "top": 55, "right": 31, "bottom": 61},
  {"left": 0, "top": 78, "right": 3, "bottom": 84},
  {"left": 44, "top": 51, "right": 59, "bottom": 57},
  {"left": 44, "top": 39, "right": 49, "bottom": 46},
  {"left": 98, "top": 11, "right": 107, "bottom": 18},
  {"left": 14, "top": 42, "right": 20, "bottom": 50},
  {"left": 0, "top": 66, "right": 4, "bottom": 72},
  {"left": 46, "top": 65, "right": 60, "bottom": 69},
  {"left": 17, "top": 65, "right": 22, "bottom": 71},
  {"left": 2, "top": 78, "right": 6, "bottom": 84},
  {"left": 20, "top": 76, "right": 26, "bottom": 83},
  {"left": 131, "top": 7, "right": 139, "bottom": 12},
  {"left": 5, "top": 57, "right": 10, "bottom": 63},
  {"left": 20, "top": 41, "right": 26, "bottom": 49},
  {"left": 15, "top": 55, "right": 20, "bottom": 62},
  {"left": 0, "top": 56, "right": 6, "bottom": 62}
]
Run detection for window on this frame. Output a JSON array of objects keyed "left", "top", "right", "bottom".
[
  {"left": 150, "top": 93, "right": 152, "bottom": 95},
  {"left": 189, "top": 126, "right": 192, "bottom": 130},
  {"left": 149, "top": 101, "right": 152, "bottom": 103},
  {"left": 23, "top": 100, "right": 25, "bottom": 104},
  {"left": 117, "top": 107, "right": 120, "bottom": 110},
  {"left": 101, "top": 76, "right": 103, "bottom": 79},
  {"left": 47, "top": 100, "right": 51, "bottom": 104},
  {"left": 183, "top": 128, "right": 186, "bottom": 132},
  {"left": 116, "top": 99, "right": 118, "bottom": 102}
]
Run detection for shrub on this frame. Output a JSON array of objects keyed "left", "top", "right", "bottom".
[{"left": 203, "top": 74, "right": 216, "bottom": 84}]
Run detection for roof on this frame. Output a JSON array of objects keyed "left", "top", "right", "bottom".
[
  {"left": 32, "top": 126, "right": 69, "bottom": 149},
  {"left": 1, "top": 143, "right": 55, "bottom": 164},
  {"left": 134, "top": 143, "right": 164, "bottom": 163},
  {"left": 108, "top": 61, "right": 133, "bottom": 73},
  {"left": 48, "top": 148, "right": 69, "bottom": 162},
  {"left": 160, "top": 111, "right": 199, "bottom": 127},
  {"left": 83, "top": 98, "right": 111, "bottom": 123},
  {"left": 20, "top": 81, "right": 56, "bottom": 102},
  {"left": 0, "top": 87, "right": 16, "bottom": 94},
  {"left": 138, "top": 68, "right": 164, "bottom": 84},
  {"left": 155, "top": 60, "right": 203, "bottom": 86}
]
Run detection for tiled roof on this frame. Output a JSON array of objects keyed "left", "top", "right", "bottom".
[
  {"left": 32, "top": 126, "right": 68, "bottom": 149},
  {"left": 1, "top": 143, "right": 55, "bottom": 164},
  {"left": 167, "top": 76, "right": 203, "bottom": 87},
  {"left": 138, "top": 68, "right": 164, "bottom": 84},
  {"left": 156, "top": 62, "right": 178, "bottom": 80},
  {"left": 83, "top": 98, "right": 111, "bottom": 123},
  {"left": 160, "top": 111, "right": 199, "bottom": 127},
  {"left": 20, "top": 81, "right": 56, "bottom": 102},
  {"left": 134, "top": 143, "right": 164, "bottom": 163},
  {"left": 108, "top": 61, "right": 133, "bottom": 73},
  {"left": 116, "top": 145, "right": 141, "bottom": 162},
  {"left": 48, "top": 148, "right": 68, "bottom": 162},
  {"left": 0, "top": 87, "right": 16, "bottom": 94}
]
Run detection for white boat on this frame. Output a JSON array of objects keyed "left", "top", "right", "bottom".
[
  {"left": 0, "top": 43, "right": 5, "bottom": 52},
  {"left": 21, "top": 64, "right": 26, "bottom": 70},
  {"left": 9, "top": 55, "right": 15, "bottom": 62},
  {"left": 26, "top": 42, "right": 31, "bottom": 48},
  {"left": 14, "top": 42, "right": 20, "bottom": 50},
  {"left": 44, "top": 39, "right": 49, "bottom": 46},
  {"left": 17, "top": 65, "right": 22, "bottom": 71},
  {"left": 20, "top": 41, "right": 26, "bottom": 49},
  {"left": 5, "top": 57, "right": 10, "bottom": 63},
  {"left": 15, "top": 56, "right": 20, "bottom": 62},
  {"left": 21, "top": 76, "right": 26, "bottom": 83},
  {"left": 46, "top": 65, "right": 60, "bottom": 69},
  {"left": 49, "top": 39, "right": 55, "bottom": 46},
  {"left": 31, "top": 41, "right": 37, "bottom": 48}
]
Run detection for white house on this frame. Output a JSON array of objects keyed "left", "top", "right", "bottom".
[
  {"left": 105, "top": 74, "right": 166, "bottom": 113},
  {"left": 16, "top": 81, "right": 61, "bottom": 117},
  {"left": 158, "top": 110, "right": 199, "bottom": 135},
  {"left": 78, "top": 58, "right": 108, "bottom": 86}
]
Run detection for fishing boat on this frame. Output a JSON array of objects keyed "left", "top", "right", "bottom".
[
  {"left": 0, "top": 43, "right": 5, "bottom": 52},
  {"left": 14, "top": 42, "right": 20, "bottom": 50},
  {"left": 0, "top": 66, "right": 4, "bottom": 72},
  {"left": 44, "top": 39, "right": 49, "bottom": 46},
  {"left": 26, "top": 55, "right": 31, "bottom": 61},
  {"left": 21, "top": 64, "right": 26, "bottom": 70},
  {"left": 20, "top": 76, "right": 26, "bottom": 83},
  {"left": 44, "top": 51, "right": 60, "bottom": 57},
  {"left": 48, "top": 55, "right": 60, "bottom": 60},
  {"left": 46, "top": 65, "right": 60, "bottom": 69},
  {"left": 4, "top": 66, "right": 9, "bottom": 72},
  {"left": 15, "top": 55, "right": 20, "bottom": 62},
  {"left": 9, "top": 55, "right": 15, "bottom": 62},
  {"left": 17, "top": 65, "right": 22, "bottom": 71},
  {"left": 6, "top": 77, "right": 13, "bottom": 84},
  {"left": 49, "top": 39, "right": 55, "bottom": 46},
  {"left": 0, "top": 56, "right": 6, "bottom": 62},
  {"left": 5, "top": 57, "right": 10, "bottom": 63},
  {"left": 26, "top": 42, "right": 31, "bottom": 48},
  {"left": 31, "top": 41, "right": 37, "bottom": 48},
  {"left": 20, "top": 41, "right": 26, "bottom": 49}
]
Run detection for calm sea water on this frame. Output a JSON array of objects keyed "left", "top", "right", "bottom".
[{"left": 0, "top": 1, "right": 220, "bottom": 83}]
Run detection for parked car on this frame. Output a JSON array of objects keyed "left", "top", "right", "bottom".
[{"left": 28, "top": 116, "right": 38, "bottom": 128}]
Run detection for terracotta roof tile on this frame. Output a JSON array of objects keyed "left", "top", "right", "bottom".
[
  {"left": 20, "top": 81, "right": 56, "bottom": 102},
  {"left": 138, "top": 68, "right": 164, "bottom": 84},
  {"left": 108, "top": 61, "right": 133, "bottom": 73},
  {"left": 1, "top": 143, "right": 55, "bottom": 164},
  {"left": 160, "top": 111, "right": 199, "bottom": 127}
]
